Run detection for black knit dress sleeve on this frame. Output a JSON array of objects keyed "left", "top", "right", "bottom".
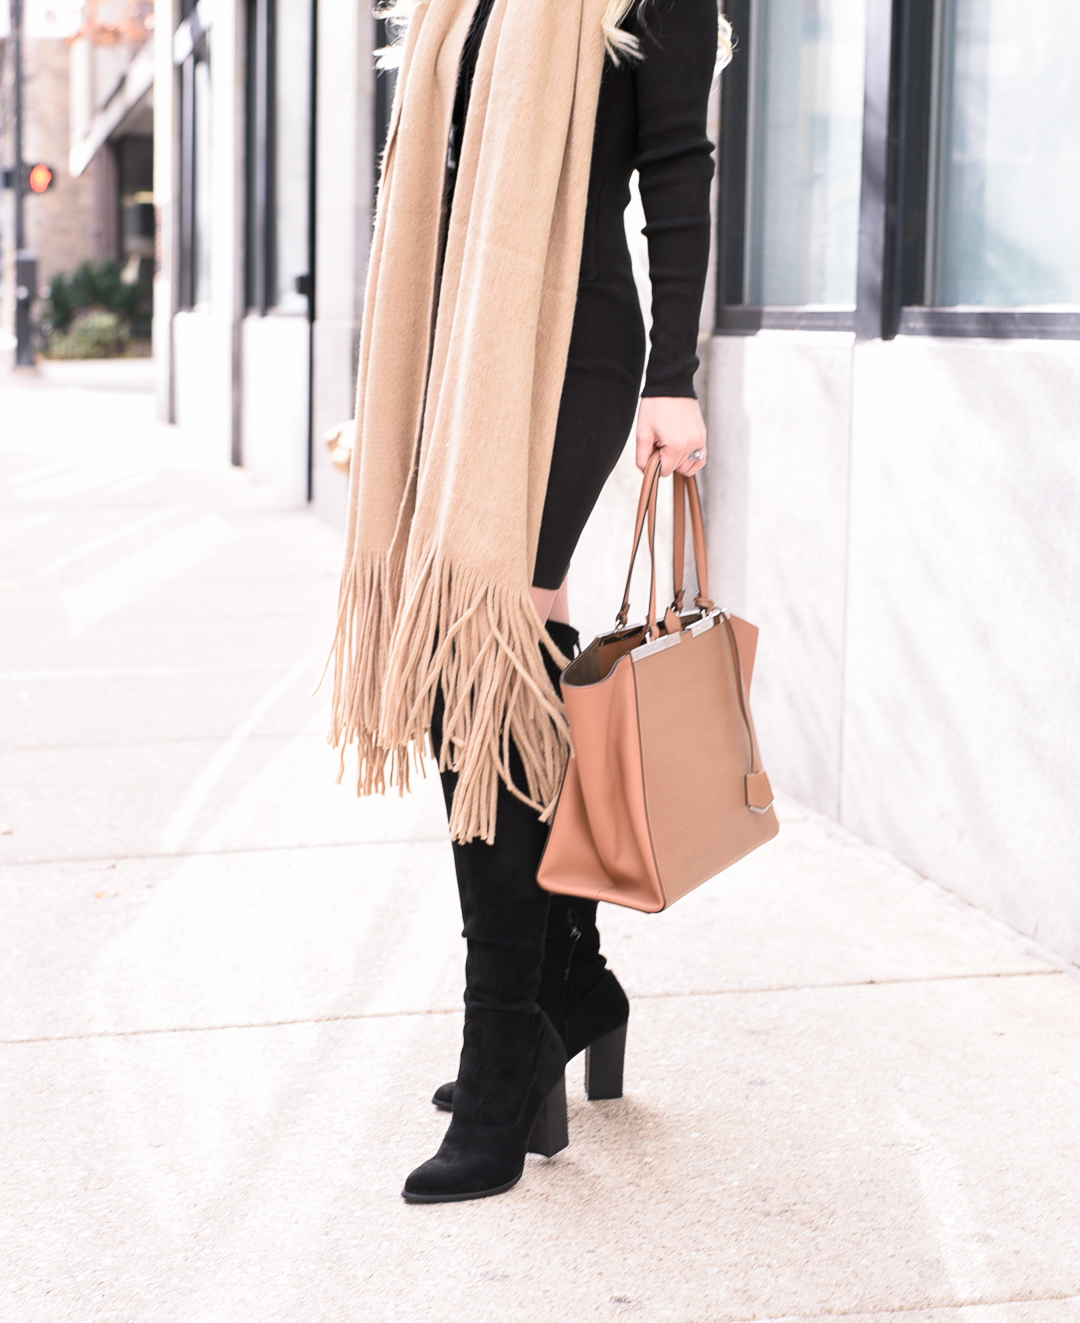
[{"left": 632, "top": 0, "right": 719, "bottom": 398}]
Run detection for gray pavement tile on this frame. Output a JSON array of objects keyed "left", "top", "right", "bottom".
[
  {"left": 6, "top": 359, "right": 158, "bottom": 393},
  {"left": 0, "top": 803, "right": 1054, "bottom": 1042},
  {"left": 0, "top": 378, "right": 218, "bottom": 468},
  {"left": 2, "top": 976, "right": 1078, "bottom": 1322},
  {"left": 0, "top": 607, "right": 334, "bottom": 673},
  {"left": 1, "top": 669, "right": 329, "bottom": 751},
  {"left": 1, "top": 467, "right": 273, "bottom": 520},
  {"left": 1, "top": 842, "right": 464, "bottom": 1039},
  {"left": 69, "top": 571, "right": 341, "bottom": 623},
  {"left": 0, "top": 731, "right": 446, "bottom": 864},
  {"left": 4, "top": 373, "right": 1076, "bottom": 1322},
  {"left": 602, "top": 806, "right": 1060, "bottom": 999},
  {"left": 2, "top": 567, "right": 338, "bottom": 636},
  {"left": 766, "top": 1304, "right": 1080, "bottom": 1322}
]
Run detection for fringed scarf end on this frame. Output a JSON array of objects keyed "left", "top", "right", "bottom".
[
  {"left": 328, "top": 548, "right": 412, "bottom": 800},
  {"left": 377, "top": 553, "right": 571, "bottom": 844}
]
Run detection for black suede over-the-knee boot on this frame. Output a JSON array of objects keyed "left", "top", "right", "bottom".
[
  {"left": 538, "top": 895, "right": 630, "bottom": 1098},
  {"left": 401, "top": 685, "right": 568, "bottom": 1203},
  {"left": 430, "top": 621, "right": 630, "bottom": 1115}
]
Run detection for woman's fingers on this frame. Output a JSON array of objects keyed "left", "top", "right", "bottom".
[
  {"left": 635, "top": 396, "right": 707, "bottom": 474},
  {"left": 635, "top": 417, "right": 660, "bottom": 471},
  {"left": 674, "top": 447, "right": 707, "bottom": 477},
  {"left": 651, "top": 441, "right": 705, "bottom": 477},
  {"left": 652, "top": 436, "right": 707, "bottom": 476}
]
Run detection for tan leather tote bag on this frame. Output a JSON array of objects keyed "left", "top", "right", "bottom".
[{"left": 538, "top": 454, "right": 779, "bottom": 912}]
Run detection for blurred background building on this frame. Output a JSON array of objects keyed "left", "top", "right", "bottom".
[
  {"left": 152, "top": 0, "right": 384, "bottom": 516},
  {"left": 0, "top": 0, "right": 154, "bottom": 346},
  {"left": 2, "top": 0, "right": 1079, "bottom": 962}
]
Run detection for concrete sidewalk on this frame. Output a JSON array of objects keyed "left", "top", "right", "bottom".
[{"left": 2, "top": 364, "right": 1079, "bottom": 1323}]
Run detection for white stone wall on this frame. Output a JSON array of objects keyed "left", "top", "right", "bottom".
[
  {"left": 705, "top": 331, "right": 1080, "bottom": 965},
  {"left": 241, "top": 312, "right": 311, "bottom": 507},
  {"left": 309, "top": 0, "right": 375, "bottom": 527},
  {"left": 172, "top": 308, "right": 234, "bottom": 460}
]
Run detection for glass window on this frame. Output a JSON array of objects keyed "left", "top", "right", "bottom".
[
  {"left": 193, "top": 54, "right": 213, "bottom": 307},
  {"left": 179, "top": 45, "right": 212, "bottom": 311},
  {"left": 928, "top": 0, "right": 1080, "bottom": 308},
  {"left": 743, "top": 0, "right": 867, "bottom": 307},
  {"left": 271, "top": 0, "right": 313, "bottom": 312}
]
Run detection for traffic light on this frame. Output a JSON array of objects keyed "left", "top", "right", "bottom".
[
  {"left": 0, "top": 163, "right": 54, "bottom": 191},
  {"left": 28, "top": 163, "right": 53, "bottom": 193}
]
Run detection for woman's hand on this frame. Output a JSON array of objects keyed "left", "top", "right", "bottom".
[{"left": 635, "top": 396, "right": 707, "bottom": 477}]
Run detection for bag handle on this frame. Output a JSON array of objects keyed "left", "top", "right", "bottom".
[
  {"left": 672, "top": 472, "right": 715, "bottom": 616},
  {"left": 616, "top": 452, "right": 663, "bottom": 631},
  {"left": 617, "top": 455, "right": 717, "bottom": 636}
]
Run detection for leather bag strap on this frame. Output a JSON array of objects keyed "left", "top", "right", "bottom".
[
  {"left": 672, "top": 475, "right": 686, "bottom": 612},
  {"left": 671, "top": 473, "right": 715, "bottom": 614},
  {"left": 620, "top": 457, "right": 717, "bottom": 635},
  {"left": 616, "top": 452, "right": 663, "bottom": 629},
  {"left": 722, "top": 614, "right": 762, "bottom": 775}
]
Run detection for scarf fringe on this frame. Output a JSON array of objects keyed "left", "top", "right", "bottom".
[
  {"left": 330, "top": 548, "right": 571, "bottom": 845},
  {"left": 380, "top": 549, "right": 571, "bottom": 844},
  {"left": 329, "top": 549, "right": 413, "bottom": 799}
]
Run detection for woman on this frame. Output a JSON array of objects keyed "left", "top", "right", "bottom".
[{"left": 331, "top": 0, "right": 730, "bottom": 1203}]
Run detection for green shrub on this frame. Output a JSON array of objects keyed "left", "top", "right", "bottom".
[
  {"left": 46, "top": 259, "right": 148, "bottom": 337},
  {"left": 47, "top": 310, "right": 131, "bottom": 359}
]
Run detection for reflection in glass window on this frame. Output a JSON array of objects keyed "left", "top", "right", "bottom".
[
  {"left": 272, "top": 0, "right": 313, "bottom": 313},
  {"left": 743, "top": 0, "right": 867, "bottom": 307},
  {"left": 928, "top": 0, "right": 1080, "bottom": 307},
  {"left": 193, "top": 55, "right": 213, "bottom": 308}
]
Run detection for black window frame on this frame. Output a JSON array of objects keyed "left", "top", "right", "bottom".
[
  {"left": 715, "top": 0, "right": 857, "bottom": 335},
  {"left": 717, "top": 0, "right": 1080, "bottom": 341},
  {"left": 244, "top": 0, "right": 317, "bottom": 321},
  {"left": 177, "top": 34, "right": 210, "bottom": 313},
  {"left": 245, "top": 0, "right": 272, "bottom": 315}
]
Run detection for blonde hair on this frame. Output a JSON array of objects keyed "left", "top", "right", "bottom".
[
  {"left": 377, "top": 1, "right": 733, "bottom": 71},
  {"left": 603, "top": 0, "right": 733, "bottom": 68}
]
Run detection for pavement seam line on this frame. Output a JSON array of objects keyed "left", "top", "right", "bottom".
[
  {"left": 34, "top": 504, "right": 190, "bottom": 578},
  {"left": 0, "top": 839, "right": 453, "bottom": 866},
  {"left": 0, "top": 664, "right": 297, "bottom": 680},
  {"left": 742, "top": 1291, "right": 1080, "bottom": 1322},
  {"left": 157, "top": 652, "right": 327, "bottom": 854},
  {"left": 0, "top": 969, "right": 1064, "bottom": 1046},
  {"left": 3, "top": 730, "right": 330, "bottom": 753}
]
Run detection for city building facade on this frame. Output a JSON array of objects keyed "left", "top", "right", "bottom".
[
  {"left": 706, "top": 0, "right": 1080, "bottom": 963},
  {"left": 153, "top": 0, "right": 383, "bottom": 519}
]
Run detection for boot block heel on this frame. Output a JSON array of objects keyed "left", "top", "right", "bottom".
[
  {"left": 527, "top": 1074, "right": 568, "bottom": 1157},
  {"left": 584, "top": 1022, "right": 627, "bottom": 1100}
]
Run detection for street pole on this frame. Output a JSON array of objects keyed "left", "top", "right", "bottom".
[{"left": 12, "top": 0, "right": 36, "bottom": 367}]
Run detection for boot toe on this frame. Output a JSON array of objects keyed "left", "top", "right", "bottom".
[
  {"left": 431, "top": 1081, "right": 455, "bottom": 1111},
  {"left": 402, "top": 1153, "right": 523, "bottom": 1203}
]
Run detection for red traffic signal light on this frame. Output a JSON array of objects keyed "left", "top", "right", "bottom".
[{"left": 28, "top": 163, "right": 53, "bottom": 194}]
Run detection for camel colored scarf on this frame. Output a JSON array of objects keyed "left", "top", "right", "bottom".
[{"left": 330, "top": 0, "right": 609, "bottom": 843}]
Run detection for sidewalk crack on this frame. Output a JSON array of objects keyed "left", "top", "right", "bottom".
[{"left": 0, "top": 970, "right": 1063, "bottom": 1047}]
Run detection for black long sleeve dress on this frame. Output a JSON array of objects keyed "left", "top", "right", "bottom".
[{"left": 446, "top": 0, "right": 719, "bottom": 590}]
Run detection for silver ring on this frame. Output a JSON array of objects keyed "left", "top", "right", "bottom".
[{"left": 689, "top": 449, "right": 705, "bottom": 463}]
